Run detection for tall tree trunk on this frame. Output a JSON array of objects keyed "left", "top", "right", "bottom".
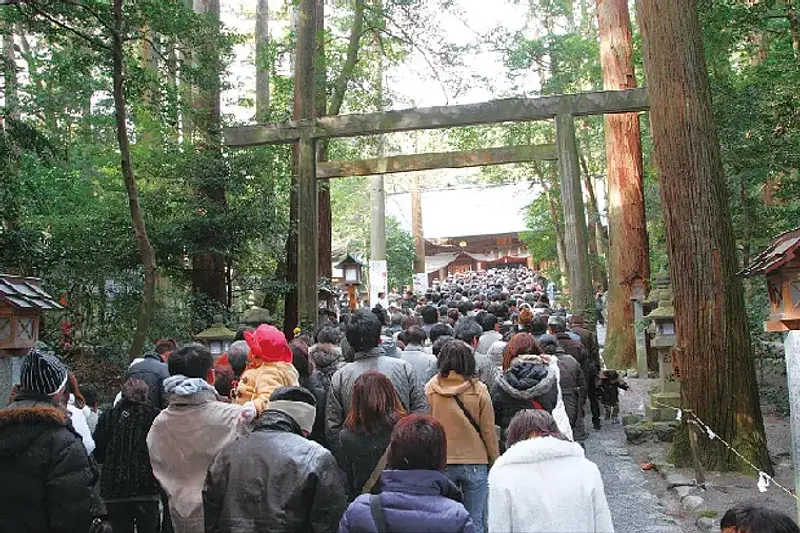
[
  {"left": 112, "top": 0, "right": 158, "bottom": 360},
  {"left": 597, "top": 0, "right": 650, "bottom": 367},
  {"left": 541, "top": 177, "right": 570, "bottom": 291},
  {"left": 580, "top": 153, "right": 608, "bottom": 289},
  {"left": 411, "top": 173, "right": 425, "bottom": 276},
  {"left": 636, "top": 0, "right": 771, "bottom": 473},
  {"left": 2, "top": 23, "right": 19, "bottom": 121},
  {"left": 316, "top": 0, "right": 333, "bottom": 280},
  {"left": 191, "top": 0, "right": 227, "bottom": 306},
  {"left": 255, "top": 0, "right": 270, "bottom": 122}
]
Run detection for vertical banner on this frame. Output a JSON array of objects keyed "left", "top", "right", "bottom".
[
  {"left": 413, "top": 272, "right": 429, "bottom": 296},
  {"left": 369, "top": 260, "right": 388, "bottom": 307}
]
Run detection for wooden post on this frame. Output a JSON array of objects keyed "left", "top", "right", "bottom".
[
  {"left": 555, "top": 113, "right": 593, "bottom": 316},
  {"left": 347, "top": 285, "right": 357, "bottom": 313},
  {"left": 295, "top": 0, "right": 318, "bottom": 329},
  {"left": 685, "top": 411, "right": 706, "bottom": 487},
  {"left": 411, "top": 173, "right": 425, "bottom": 276},
  {"left": 634, "top": 296, "right": 648, "bottom": 378}
]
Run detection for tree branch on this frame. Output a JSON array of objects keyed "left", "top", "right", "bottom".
[
  {"left": 18, "top": 1, "right": 112, "bottom": 51},
  {"left": 328, "top": 0, "right": 365, "bottom": 117}
]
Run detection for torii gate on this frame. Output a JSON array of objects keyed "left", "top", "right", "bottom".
[{"left": 224, "top": 1, "right": 649, "bottom": 329}]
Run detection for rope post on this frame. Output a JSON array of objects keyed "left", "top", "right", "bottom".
[{"left": 685, "top": 410, "right": 706, "bottom": 488}]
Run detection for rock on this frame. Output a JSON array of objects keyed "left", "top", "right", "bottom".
[
  {"left": 625, "top": 421, "right": 653, "bottom": 444},
  {"left": 627, "top": 368, "right": 639, "bottom": 379},
  {"left": 681, "top": 495, "right": 705, "bottom": 512},
  {"left": 622, "top": 413, "right": 644, "bottom": 427},
  {"left": 675, "top": 485, "right": 694, "bottom": 499},
  {"left": 653, "top": 421, "right": 680, "bottom": 442},
  {"left": 696, "top": 517, "right": 717, "bottom": 532},
  {"left": 665, "top": 473, "right": 694, "bottom": 489}
]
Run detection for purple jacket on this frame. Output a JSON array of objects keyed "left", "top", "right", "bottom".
[{"left": 338, "top": 470, "right": 474, "bottom": 533}]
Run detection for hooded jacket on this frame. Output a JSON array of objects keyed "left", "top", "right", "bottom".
[
  {"left": 325, "top": 347, "right": 428, "bottom": 456},
  {"left": 425, "top": 372, "right": 499, "bottom": 465},
  {"left": 339, "top": 470, "right": 475, "bottom": 533},
  {"left": 491, "top": 357, "right": 558, "bottom": 445},
  {"left": 235, "top": 326, "right": 299, "bottom": 414},
  {"left": 147, "top": 377, "right": 247, "bottom": 533},
  {"left": 488, "top": 436, "right": 614, "bottom": 533},
  {"left": 125, "top": 352, "right": 170, "bottom": 408},
  {"left": 204, "top": 410, "right": 347, "bottom": 533},
  {"left": 309, "top": 343, "right": 344, "bottom": 392},
  {"left": 0, "top": 393, "right": 95, "bottom": 533}
]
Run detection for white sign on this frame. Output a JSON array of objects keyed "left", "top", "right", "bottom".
[
  {"left": 369, "top": 260, "right": 388, "bottom": 307},
  {"left": 413, "top": 273, "right": 429, "bottom": 295}
]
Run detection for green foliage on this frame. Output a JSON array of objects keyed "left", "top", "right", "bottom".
[
  {"left": 386, "top": 217, "right": 416, "bottom": 291},
  {"left": 520, "top": 195, "right": 557, "bottom": 262}
]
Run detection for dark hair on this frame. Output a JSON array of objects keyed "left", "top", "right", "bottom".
[
  {"left": 155, "top": 338, "right": 178, "bottom": 355},
  {"left": 387, "top": 414, "right": 447, "bottom": 471},
  {"left": 345, "top": 310, "right": 383, "bottom": 353},
  {"left": 168, "top": 343, "right": 214, "bottom": 379},
  {"left": 537, "top": 334, "right": 560, "bottom": 355},
  {"left": 213, "top": 365, "right": 235, "bottom": 398},
  {"left": 316, "top": 326, "right": 341, "bottom": 345},
  {"left": 122, "top": 377, "right": 149, "bottom": 403},
  {"left": 503, "top": 333, "right": 542, "bottom": 370},
  {"left": 721, "top": 505, "right": 800, "bottom": 533},
  {"left": 429, "top": 322, "right": 454, "bottom": 344},
  {"left": 372, "top": 305, "right": 389, "bottom": 326},
  {"left": 437, "top": 340, "right": 476, "bottom": 378},
  {"left": 457, "top": 301, "right": 472, "bottom": 316},
  {"left": 482, "top": 313, "right": 497, "bottom": 332},
  {"left": 420, "top": 305, "right": 439, "bottom": 325},
  {"left": 345, "top": 371, "right": 407, "bottom": 434},
  {"left": 404, "top": 326, "right": 427, "bottom": 346},
  {"left": 447, "top": 308, "right": 460, "bottom": 323},
  {"left": 290, "top": 340, "right": 313, "bottom": 378},
  {"left": 453, "top": 318, "right": 483, "bottom": 345},
  {"left": 548, "top": 315, "right": 567, "bottom": 334},
  {"left": 82, "top": 384, "right": 99, "bottom": 408},
  {"left": 506, "top": 409, "right": 565, "bottom": 447},
  {"left": 532, "top": 313, "right": 549, "bottom": 336},
  {"left": 400, "top": 316, "right": 418, "bottom": 331},
  {"left": 432, "top": 335, "right": 454, "bottom": 357}
]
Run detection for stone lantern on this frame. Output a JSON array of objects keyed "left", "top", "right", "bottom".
[
  {"left": 644, "top": 273, "right": 679, "bottom": 422},
  {"left": 743, "top": 226, "right": 800, "bottom": 522},
  {"left": 194, "top": 315, "right": 236, "bottom": 355}
]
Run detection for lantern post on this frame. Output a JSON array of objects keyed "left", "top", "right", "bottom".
[
  {"left": 623, "top": 274, "right": 648, "bottom": 379},
  {"left": 644, "top": 271, "right": 679, "bottom": 421},
  {"left": 743, "top": 227, "right": 800, "bottom": 523},
  {"left": 335, "top": 254, "right": 364, "bottom": 313}
]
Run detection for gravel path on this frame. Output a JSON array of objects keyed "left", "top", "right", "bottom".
[{"left": 583, "top": 325, "right": 693, "bottom": 532}]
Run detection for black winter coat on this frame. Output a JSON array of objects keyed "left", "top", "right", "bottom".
[
  {"left": 203, "top": 410, "right": 347, "bottom": 533},
  {"left": 93, "top": 399, "right": 161, "bottom": 500},
  {"left": 125, "top": 352, "right": 169, "bottom": 408},
  {"left": 0, "top": 393, "right": 95, "bottom": 533},
  {"left": 491, "top": 359, "right": 558, "bottom": 447},
  {"left": 338, "top": 426, "right": 393, "bottom": 501}
]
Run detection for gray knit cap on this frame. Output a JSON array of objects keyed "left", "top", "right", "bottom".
[{"left": 20, "top": 350, "right": 68, "bottom": 396}]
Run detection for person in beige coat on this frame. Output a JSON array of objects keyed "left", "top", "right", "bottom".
[
  {"left": 425, "top": 339, "right": 499, "bottom": 533},
  {"left": 147, "top": 343, "right": 247, "bottom": 533}
]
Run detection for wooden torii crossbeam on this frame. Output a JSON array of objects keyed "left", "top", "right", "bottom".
[{"left": 224, "top": 87, "right": 649, "bottom": 328}]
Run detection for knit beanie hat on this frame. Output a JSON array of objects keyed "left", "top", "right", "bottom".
[
  {"left": 20, "top": 350, "right": 68, "bottom": 396},
  {"left": 244, "top": 324, "right": 292, "bottom": 364},
  {"left": 267, "top": 386, "right": 317, "bottom": 435}
]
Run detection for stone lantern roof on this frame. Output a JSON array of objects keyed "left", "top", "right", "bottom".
[{"left": 194, "top": 315, "right": 236, "bottom": 342}]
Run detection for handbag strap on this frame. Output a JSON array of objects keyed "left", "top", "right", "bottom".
[
  {"left": 453, "top": 394, "right": 488, "bottom": 451},
  {"left": 369, "top": 493, "right": 390, "bottom": 533},
  {"left": 361, "top": 446, "right": 390, "bottom": 494}
]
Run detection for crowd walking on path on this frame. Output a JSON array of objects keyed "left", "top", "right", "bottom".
[{"left": 1, "top": 266, "right": 797, "bottom": 533}]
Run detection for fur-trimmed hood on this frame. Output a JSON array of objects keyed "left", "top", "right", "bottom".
[
  {"left": 0, "top": 398, "right": 72, "bottom": 458},
  {"left": 493, "top": 435, "right": 584, "bottom": 468},
  {"left": 496, "top": 358, "right": 557, "bottom": 400}
]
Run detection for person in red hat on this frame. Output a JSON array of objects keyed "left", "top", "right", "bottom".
[{"left": 234, "top": 325, "right": 299, "bottom": 417}]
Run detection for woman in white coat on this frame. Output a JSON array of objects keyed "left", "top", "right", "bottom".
[{"left": 488, "top": 409, "right": 614, "bottom": 533}]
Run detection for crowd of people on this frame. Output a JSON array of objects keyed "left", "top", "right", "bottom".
[{"left": 0, "top": 266, "right": 797, "bottom": 533}]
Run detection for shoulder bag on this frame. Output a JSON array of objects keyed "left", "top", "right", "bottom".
[{"left": 361, "top": 446, "right": 390, "bottom": 494}]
